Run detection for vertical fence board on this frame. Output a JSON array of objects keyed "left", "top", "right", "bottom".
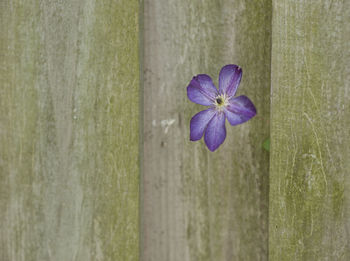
[
  {"left": 0, "top": 1, "right": 139, "bottom": 260},
  {"left": 142, "top": 1, "right": 271, "bottom": 260},
  {"left": 270, "top": 1, "right": 350, "bottom": 260}
]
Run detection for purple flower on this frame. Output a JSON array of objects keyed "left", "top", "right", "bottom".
[{"left": 187, "top": 64, "right": 257, "bottom": 151}]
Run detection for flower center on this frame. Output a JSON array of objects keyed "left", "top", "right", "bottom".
[
  {"left": 214, "top": 94, "right": 229, "bottom": 111},
  {"left": 216, "top": 98, "right": 223, "bottom": 104}
]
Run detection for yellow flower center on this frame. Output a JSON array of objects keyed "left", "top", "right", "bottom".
[{"left": 214, "top": 94, "right": 229, "bottom": 111}]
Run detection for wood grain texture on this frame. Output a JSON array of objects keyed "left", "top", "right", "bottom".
[
  {"left": 0, "top": 1, "right": 139, "bottom": 260},
  {"left": 142, "top": 1, "right": 271, "bottom": 260},
  {"left": 269, "top": 0, "right": 350, "bottom": 260}
]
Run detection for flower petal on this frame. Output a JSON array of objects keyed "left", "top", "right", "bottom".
[
  {"left": 204, "top": 112, "right": 226, "bottom": 152},
  {"left": 218, "top": 64, "right": 242, "bottom": 97},
  {"left": 187, "top": 74, "right": 218, "bottom": 106},
  {"left": 224, "top": 95, "right": 256, "bottom": 126},
  {"left": 190, "top": 108, "right": 216, "bottom": 141}
]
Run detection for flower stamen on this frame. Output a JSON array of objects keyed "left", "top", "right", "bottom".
[{"left": 214, "top": 94, "right": 229, "bottom": 111}]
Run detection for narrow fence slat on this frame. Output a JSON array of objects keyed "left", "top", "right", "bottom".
[
  {"left": 0, "top": 1, "right": 140, "bottom": 260},
  {"left": 270, "top": 1, "right": 350, "bottom": 260},
  {"left": 142, "top": 1, "right": 271, "bottom": 260}
]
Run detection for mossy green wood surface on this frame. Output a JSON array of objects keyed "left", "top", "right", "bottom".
[
  {"left": 142, "top": 1, "right": 271, "bottom": 260},
  {"left": 270, "top": 1, "right": 350, "bottom": 260},
  {"left": 0, "top": 1, "right": 139, "bottom": 260}
]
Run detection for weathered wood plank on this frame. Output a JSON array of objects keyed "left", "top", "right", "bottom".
[
  {"left": 142, "top": 1, "right": 271, "bottom": 260},
  {"left": 269, "top": 0, "right": 350, "bottom": 260},
  {"left": 0, "top": 1, "right": 140, "bottom": 260}
]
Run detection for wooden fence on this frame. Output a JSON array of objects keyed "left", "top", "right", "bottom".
[{"left": 0, "top": 0, "right": 349, "bottom": 260}]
